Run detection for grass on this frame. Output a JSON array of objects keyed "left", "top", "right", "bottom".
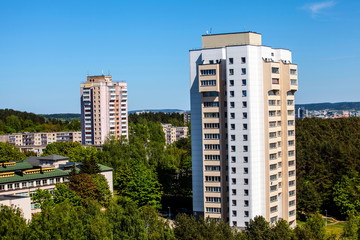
[{"left": 324, "top": 221, "right": 346, "bottom": 237}]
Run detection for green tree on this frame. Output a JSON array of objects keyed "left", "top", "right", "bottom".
[
  {"left": 0, "top": 142, "right": 26, "bottom": 162},
  {"left": 0, "top": 205, "right": 28, "bottom": 240},
  {"left": 92, "top": 174, "right": 112, "bottom": 206},
  {"left": 53, "top": 183, "right": 82, "bottom": 206},
  {"left": 333, "top": 176, "right": 360, "bottom": 216},
  {"left": 69, "top": 173, "right": 99, "bottom": 203},
  {"left": 245, "top": 216, "right": 271, "bottom": 240},
  {"left": 342, "top": 214, "right": 360, "bottom": 240},
  {"left": 6, "top": 115, "right": 22, "bottom": 132},
  {"left": 270, "top": 219, "right": 293, "bottom": 240},
  {"left": 31, "top": 188, "right": 53, "bottom": 209},
  {"left": 79, "top": 154, "right": 101, "bottom": 175}
]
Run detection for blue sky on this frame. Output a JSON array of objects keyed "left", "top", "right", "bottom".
[{"left": 0, "top": 0, "right": 359, "bottom": 113}]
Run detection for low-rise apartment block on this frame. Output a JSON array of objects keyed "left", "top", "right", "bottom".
[
  {"left": 0, "top": 154, "right": 113, "bottom": 217},
  {"left": 162, "top": 124, "right": 188, "bottom": 144},
  {"left": 0, "top": 131, "right": 82, "bottom": 155}
]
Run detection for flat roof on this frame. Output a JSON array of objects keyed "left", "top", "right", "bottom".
[
  {"left": 201, "top": 31, "right": 261, "bottom": 37},
  {"left": 0, "top": 168, "right": 69, "bottom": 184},
  {"left": 0, "top": 162, "right": 33, "bottom": 172}
]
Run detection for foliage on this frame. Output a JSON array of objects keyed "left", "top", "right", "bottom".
[
  {"left": 0, "top": 142, "right": 26, "bottom": 162},
  {"left": 68, "top": 173, "right": 99, "bottom": 204},
  {"left": 244, "top": 216, "right": 271, "bottom": 240},
  {"left": 333, "top": 176, "right": 360, "bottom": 216},
  {"left": 0, "top": 108, "right": 81, "bottom": 134},
  {"left": 53, "top": 183, "right": 82, "bottom": 206},
  {"left": 31, "top": 188, "right": 53, "bottom": 209},
  {"left": 296, "top": 118, "right": 360, "bottom": 218},
  {"left": 0, "top": 205, "right": 28, "bottom": 240},
  {"left": 92, "top": 174, "right": 112, "bottom": 206},
  {"left": 129, "top": 112, "right": 186, "bottom": 126},
  {"left": 79, "top": 153, "right": 101, "bottom": 175},
  {"left": 43, "top": 141, "right": 98, "bottom": 162},
  {"left": 342, "top": 214, "right": 360, "bottom": 239}
]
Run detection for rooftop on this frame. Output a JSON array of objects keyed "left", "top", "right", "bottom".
[{"left": 202, "top": 32, "right": 262, "bottom": 49}]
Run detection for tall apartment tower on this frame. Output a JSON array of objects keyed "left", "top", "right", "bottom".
[
  {"left": 190, "top": 32, "right": 297, "bottom": 228},
  {"left": 80, "top": 75, "right": 128, "bottom": 145}
]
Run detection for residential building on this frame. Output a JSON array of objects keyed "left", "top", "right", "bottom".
[
  {"left": 0, "top": 154, "right": 113, "bottom": 216},
  {"left": 190, "top": 32, "right": 297, "bottom": 228},
  {"left": 183, "top": 112, "right": 191, "bottom": 124},
  {"left": 161, "top": 124, "right": 189, "bottom": 144},
  {"left": 0, "top": 131, "right": 82, "bottom": 156},
  {"left": 0, "top": 195, "right": 31, "bottom": 221},
  {"left": 80, "top": 75, "right": 128, "bottom": 145}
]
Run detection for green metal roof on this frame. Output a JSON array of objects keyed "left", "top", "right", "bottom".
[
  {"left": 98, "top": 164, "right": 113, "bottom": 171},
  {"left": 0, "top": 162, "right": 34, "bottom": 172},
  {"left": 0, "top": 168, "right": 68, "bottom": 184}
]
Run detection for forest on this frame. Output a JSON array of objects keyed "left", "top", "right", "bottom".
[
  {"left": 0, "top": 109, "right": 81, "bottom": 133},
  {"left": 0, "top": 114, "right": 359, "bottom": 239}
]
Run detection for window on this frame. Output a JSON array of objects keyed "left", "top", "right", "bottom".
[
  {"left": 36, "top": 180, "right": 41, "bottom": 186},
  {"left": 243, "top": 157, "right": 248, "bottom": 163},
  {"left": 244, "top": 200, "right": 249, "bottom": 207},
  {"left": 203, "top": 102, "right": 219, "bottom": 108},
  {"left": 288, "top": 120, "right": 294, "bottom": 126},
  {"left": 22, "top": 182, "right": 27, "bottom": 187},
  {"left": 0, "top": 185, "right": 4, "bottom": 191},
  {"left": 290, "top": 69, "right": 297, "bottom": 75},
  {"left": 244, "top": 178, "right": 249, "bottom": 185},
  {"left": 270, "top": 206, "right": 278, "bottom": 213},
  {"left": 230, "top": 91, "right": 234, "bottom": 97},
  {"left": 229, "top": 69, "right": 234, "bottom": 75},
  {"left": 49, "top": 179, "right": 54, "bottom": 184},
  {"left": 231, "top": 135, "right": 236, "bottom": 141},
  {"left": 232, "top": 210, "right": 237, "bottom": 217},
  {"left": 243, "top": 135, "right": 248, "bottom": 141},
  {"left": 42, "top": 179, "right": 47, "bottom": 185},
  {"left": 243, "top": 112, "right": 248, "bottom": 119},
  {"left": 28, "top": 181, "right": 34, "bottom": 187},
  {"left": 288, "top": 160, "right": 295, "bottom": 166},
  {"left": 232, "top": 178, "right": 236, "bottom": 185},
  {"left": 241, "top": 68, "right": 246, "bottom": 74},
  {"left": 289, "top": 170, "right": 295, "bottom": 177},
  {"left": 14, "top": 183, "right": 20, "bottom": 189},
  {"left": 243, "top": 124, "right": 248, "bottom": 130},
  {"left": 206, "top": 187, "right": 221, "bottom": 192},
  {"left": 269, "top": 111, "right": 276, "bottom": 117},
  {"left": 270, "top": 195, "right": 277, "bottom": 203},
  {"left": 205, "top": 176, "right": 221, "bottom": 182},
  {"left": 244, "top": 190, "right": 249, "bottom": 196},
  {"left": 56, "top": 178, "right": 61, "bottom": 183},
  {"left": 200, "top": 80, "right": 216, "bottom": 86},
  {"left": 242, "top": 79, "right": 247, "bottom": 86},
  {"left": 269, "top": 121, "right": 277, "bottom": 128},
  {"left": 206, "top": 207, "right": 221, "bottom": 213},
  {"left": 270, "top": 174, "right": 277, "bottom": 181},
  {"left": 231, "top": 156, "right": 236, "bottom": 163},
  {"left": 230, "top": 102, "right": 235, "bottom": 108},
  {"left": 272, "top": 67, "right": 279, "bottom": 74},
  {"left": 270, "top": 185, "right": 277, "bottom": 192},
  {"left": 242, "top": 101, "right": 247, "bottom": 108},
  {"left": 204, "top": 113, "right": 219, "bottom": 118},
  {"left": 230, "top": 113, "right": 235, "bottom": 119},
  {"left": 206, "top": 197, "right": 221, "bottom": 203},
  {"left": 272, "top": 78, "right": 279, "bottom": 84},
  {"left": 7, "top": 184, "right": 13, "bottom": 189},
  {"left": 288, "top": 150, "right": 295, "bottom": 157},
  {"left": 229, "top": 58, "right": 234, "bottom": 64},
  {"left": 242, "top": 90, "right": 247, "bottom": 97},
  {"left": 289, "top": 190, "right": 295, "bottom": 197},
  {"left": 291, "top": 79, "right": 297, "bottom": 85},
  {"left": 204, "top": 123, "right": 220, "bottom": 129},
  {"left": 289, "top": 180, "right": 295, "bottom": 187},
  {"left": 241, "top": 57, "right": 246, "bottom": 64},
  {"left": 204, "top": 144, "right": 220, "bottom": 150},
  {"left": 288, "top": 110, "right": 294, "bottom": 116},
  {"left": 287, "top": 100, "right": 294, "bottom": 105},
  {"left": 289, "top": 200, "right": 295, "bottom": 207},
  {"left": 203, "top": 91, "right": 219, "bottom": 97},
  {"left": 270, "top": 164, "right": 277, "bottom": 170},
  {"left": 269, "top": 132, "right": 277, "bottom": 138},
  {"left": 231, "top": 167, "right": 236, "bottom": 174},
  {"left": 230, "top": 124, "right": 235, "bottom": 130},
  {"left": 289, "top": 210, "right": 295, "bottom": 216},
  {"left": 205, "top": 166, "right": 221, "bottom": 171},
  {"left": 244, "top": 211, "right": 249, "bottom": 217},
  {"left": 204, "top": 155, "right": 220, "bottom": 161},
  {"left": 288, "top": 130, "right": 295, "bottom": 136},
  {"left": 200, "top": 69, "right": 216, "bottom": 76},
  {"left": 204, "top": 134, "right": 220, "bottom": 139},
  {"left": 271, "top": 217, "right": 278, "bottom": 224},
  {"left": 244, "top": 168, "right": 248, "bottom": 174},
  {"left": 229, "top": 80, "right": 234, "bottom": 86},
  {"left": 232, "top": 189, "right": 237, "bottom": 195},
  {"left": 269, "top": 100, "right": 276, "bottom": 106},
  {"left": 243, "top": 146, "right": 248, "bottom": 152}
]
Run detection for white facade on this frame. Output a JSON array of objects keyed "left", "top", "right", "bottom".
[{"left": 190, "top": 32, "right": 297, "bottom": 227}]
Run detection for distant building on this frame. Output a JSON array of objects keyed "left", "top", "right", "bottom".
[
  {"left": 183, "top": 112, "right": 191, "bottom": 124},
  {"left": 0, "top": 154, "right": 113, "bottom": 217},
  {"left": 0, "top": 131, "right": 82, "bottom": 156},
  {"left": 80, "top": 75, "right": 128, "bottom": 146},
  {"left": 296, "top": 107, "right": 307, "bottom": 119},
  {"left": 161, "top": 124, "right": 188, "bottom": 144}
]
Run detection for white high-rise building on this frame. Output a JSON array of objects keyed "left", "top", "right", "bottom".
[
  {"left": 80, "top": 75, "right": 128, "bottom": 145},
  {"left": 190, "top": 32, "right": 297, "bottom": 228}
]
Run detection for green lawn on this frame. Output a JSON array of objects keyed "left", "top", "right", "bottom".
[{"left": 325, "top": 222, "right": 346, "bottom": 237}]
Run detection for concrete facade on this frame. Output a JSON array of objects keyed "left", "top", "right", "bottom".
[
  {"left": 161, "top": 124, "right": 189, "bottom": 144},
  {"left": 190, "top": 32, "right": 297, "bottom": 228},
  {"left": 80, "top": 75, "right": 128, "bottom": 145}
]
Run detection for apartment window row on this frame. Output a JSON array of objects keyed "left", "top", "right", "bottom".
[
  {"left": 203, "top": 101, "right": 219, "bottom": 108},
  {"left": 270, "top": 174, "right": 277, "bottom": 181},
  {"left": 291, "top": 79, "right": 297, "bottom": 85},
  {"left": 204, "top": 155, "right": 220, "bottom": 161},
  {"left": 289, "top": 200, "right": 295, "bottom": 207},
  {"left": 270, "top": 164, "right": 277, "bottom": 171},
  {"left": 205, "top": 176, "right": 221, "bottom": 182},
  {"left": 287, "top": 100, "right": 294, "bottom": 105},
  {"left": 200, "top": 69, "right": 216, "bottom": 76},
  {"left": 205, "top": 187, "right": 221, "bottom": 192},
  {"left": 206, "top": 197, "right": 221, "bottom": 203},
  {"left": 288, "top": 130, "right": 295, "bottom": 136},
  {"left": 1, "top": 177, "right": 63, "bottom": 191},
  {"left": 270, "top": 185, "right": 277, "bottom": 192},
  {"left": 288, "top": 120, "right": 294, "bottom": 126},
  {"left": 289, "top": 190, "right": 296, "bottom": 197},
  {"left": 204, "top": 112, "right": 219, "bottom": 118},
  {"left": 204, "top": 134, "right": 220, "bottom": 140},
  {"left": 229, "top": 68, "right": 246, "bottom": 76},
  {"left": 288, "top": 160, "right": 295, "bottom": 167},
  {"left": 201, "top": 80, "right": 217, "bottom": 86},
  {"left": 206, "top": 207, "right": 221, "bottom": 213},
  {"left": 205, "top": 165, "right": 221, "bottom": 171},
  {"left": 202, "top": 91, "right": 219, "bottom": 97},
  {"left": 204, "top": 123, "right": 220, "bottom": 129},
  {"left": 204, "top": 144, "right": 220, "bottom": 150}
]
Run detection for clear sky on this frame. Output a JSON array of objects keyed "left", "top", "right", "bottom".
[{"left": 0, "top": 0, "right": 359, "bottom": 114}]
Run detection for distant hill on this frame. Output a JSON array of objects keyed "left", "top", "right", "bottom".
[
  {"left": 40, "top": 113, "right": 81, "bottom": 121},
  {"left": 129, "top": 109, "right": 188, "bottom": 114},
  {"left": 296, "top": 102, "right": 360, "bottom": 111}
]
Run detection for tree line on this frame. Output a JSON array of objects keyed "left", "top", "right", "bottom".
[{"left": 0, "top": 109, "right": 81, "bottom": 134}]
